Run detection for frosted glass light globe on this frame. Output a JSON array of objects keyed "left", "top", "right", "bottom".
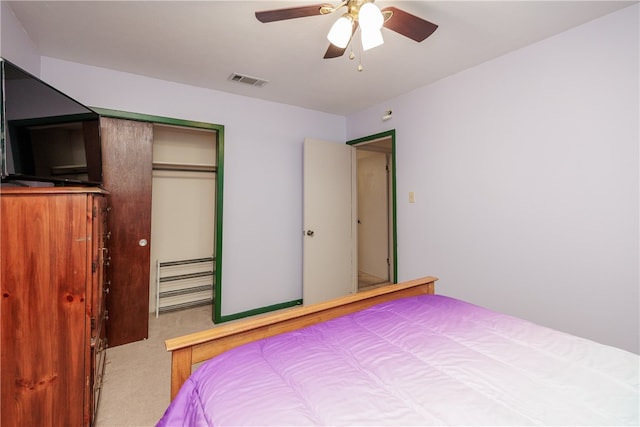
[
  {"left": 359, "top": 3, "right": 383, "bottom": 31},
  {"left": 327, "top": 15, "right": 353, "bottom": 48}
]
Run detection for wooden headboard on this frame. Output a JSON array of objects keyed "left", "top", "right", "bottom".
[{"left": 165, "top": 276, "right": 438, "bottom": 399}]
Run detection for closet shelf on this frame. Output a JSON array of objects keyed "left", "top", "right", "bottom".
[
  {"left": 156, "top": 256, "right": 215, "bottom": 317},
  {"left": 159, "top": 271, "right": 214, "bottom": 283},
  {"left": 159, "top": 284, "right": 212, "bottom": 298},
  {"left": 159, "top": 257, "right": 214, "bottom": 267},
  {"left": 152, "top": 162, "right": 216, "bottom": 173},
  {"left": 157, "top": 299, "right": 211, "bottom": 314}
]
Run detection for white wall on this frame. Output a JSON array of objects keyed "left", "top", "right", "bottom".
[
  {"left": 348, "top": 5, "right": 639, "bottom": 353},
  {"left": 38, "top": 57, "right": 346, "bottom": 318},
  {"left": 0, "top": 1, "right": 40, "bottom": 74}
]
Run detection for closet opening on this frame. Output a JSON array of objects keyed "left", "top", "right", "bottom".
[{"left": 150, "top": 124, "right": 217, "bottom": 319}]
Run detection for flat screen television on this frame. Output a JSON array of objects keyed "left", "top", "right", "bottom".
[{"left": 1, "top": 58, "right": 102, "bottom": 186}]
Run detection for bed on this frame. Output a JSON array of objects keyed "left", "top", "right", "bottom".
[{"left": 159, "top": 277, "right": 639, "bottom": 426}]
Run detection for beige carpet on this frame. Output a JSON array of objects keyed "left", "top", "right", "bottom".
[
  {"left": 358, "top": 271, "right": 391, "bottom": 292},
  {"left": 96, "top": 305, "right": 214, "bottom": 427}
]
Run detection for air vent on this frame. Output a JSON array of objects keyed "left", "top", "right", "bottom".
[{"left": 228, "top": 73, "right": 268, "bottom": 87}]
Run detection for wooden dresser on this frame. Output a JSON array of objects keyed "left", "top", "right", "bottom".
[{"left": 1, "top": 187, "right": 109, "bottom": 426}]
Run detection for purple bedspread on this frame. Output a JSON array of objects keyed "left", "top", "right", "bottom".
[{"left": 157, "top": 295, "right": 638, "bottom": 426}]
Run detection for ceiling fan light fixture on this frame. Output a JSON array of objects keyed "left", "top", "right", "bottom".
[
  {"left": 327, "top": 15, "right": 353, "bottom": 48},
  {"left": 362, "top": 28, "right": 384, "bottom": 51},
  {"left": 254, "top": 2, "right": 438, "bottom": 62},
  {"left": 358, "top": 2, "right": 383, "bottom": 32},
  {"left": 361, "top": 29, "right": 384, "bottom": 51}
]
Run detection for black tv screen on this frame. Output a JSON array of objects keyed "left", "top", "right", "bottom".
[{"left": 1, "top": 58, "right": 102, "bottom": 186}]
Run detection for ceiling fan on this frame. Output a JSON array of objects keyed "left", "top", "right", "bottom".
[{"left": 255, "top": 1, "right": 438, "bottom": 60}]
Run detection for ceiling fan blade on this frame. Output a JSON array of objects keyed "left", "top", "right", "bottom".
[
  {"left": 255, "top": 4, "right": 327, "bottom": 23},
  {"left": 381, "top": 6, "right": 438, "bottom": 42},
  {"left": 323, "top": 21, "right": 358, "bottom": 59},
  {"left": 324, "top": 44, "right": 347, "bottom": 59}
]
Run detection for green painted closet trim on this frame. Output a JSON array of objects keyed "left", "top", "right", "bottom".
[
  {"left": 347, "top": 129, "right": 398, "bottom": 284},
  {"left": 213, "top": 128, "right": 225, "bottom": 324},
  {"left": 91, "top": 107, "right": 226, "bottom": 324},
  {"left": 91, "top": 108, "right": 220, "bottom": 131},
  {"left": 217, "top": 299, "right": 303, "bottom": 323}
]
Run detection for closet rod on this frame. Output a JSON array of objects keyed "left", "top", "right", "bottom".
[{"left": 152, "top": 162, "right": 217, "bottom": 173}]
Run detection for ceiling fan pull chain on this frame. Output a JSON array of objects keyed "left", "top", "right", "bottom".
[{"left": 357, "top": 29, "right": 364, "bottom": 72}]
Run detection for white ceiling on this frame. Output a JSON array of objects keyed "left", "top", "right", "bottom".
[{"left": 7, "top": 1, "right": 636, "bottom": 115}]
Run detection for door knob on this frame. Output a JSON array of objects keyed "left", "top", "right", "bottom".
[{"left": 306, "top": 230, "right": 314, "bottom": 236}]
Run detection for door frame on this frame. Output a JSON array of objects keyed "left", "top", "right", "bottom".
[
  {"left": 92, "top": 108, "right": 226, "bottom": 324},
  {"left": 347, "top": 129, "right": 397, "bottom": 283}
]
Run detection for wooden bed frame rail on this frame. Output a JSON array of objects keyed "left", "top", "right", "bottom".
[{"left": 165, "top": 276, "right": 438, "bottom": 399}]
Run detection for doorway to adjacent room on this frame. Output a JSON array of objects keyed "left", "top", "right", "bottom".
[{"left": 349, "top": 132, "right": 396, "bottom": 291}]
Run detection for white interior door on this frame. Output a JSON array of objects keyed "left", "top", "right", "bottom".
[{"left": 303, "top": 138, "right": 357, "bottom": 305}]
